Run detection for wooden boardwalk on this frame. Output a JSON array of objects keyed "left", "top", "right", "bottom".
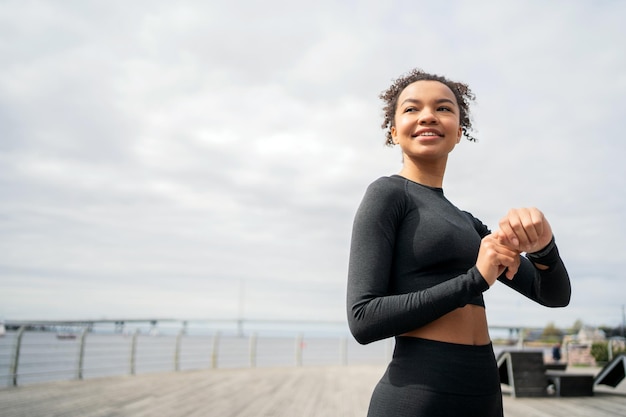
[{"left": 1, "top": 365, "right": 625, "bottom": 417}]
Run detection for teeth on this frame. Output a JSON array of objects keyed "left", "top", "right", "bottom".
[{"left": 419, "top": 132, "right": 438, "bottom": 136}]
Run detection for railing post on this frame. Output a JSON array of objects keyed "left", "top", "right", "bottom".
[
  {"left": 249, "top": 332, "right": 257, "bottom": 368},
  {"left": 174, "top": 329, "right": 184, "bottom": 372},
  {"left": 130, "top": 329, "right": 139, "bottom": 375},
  {"left": 211, "top": 331, "right": 220, "bottom": 369},
  {"left": 76, "top": 328, "right": 88, "bottom": 380},
  {"left": 340, "top": 337, "right": 348, "bottom": 365},
  {"left": 295, "top": 334, "right": 303, "bottom": 366},
  {"left": 9, "top": 326, "right": 26, "bottom": 387}
]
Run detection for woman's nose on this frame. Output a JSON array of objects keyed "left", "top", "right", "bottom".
[{"left": 418, "top": 108, "right": 437, "bottom": 124}]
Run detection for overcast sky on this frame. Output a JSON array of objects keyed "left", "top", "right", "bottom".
[{"left": 1, "top": 0, "right": 625, "bottom": 332}]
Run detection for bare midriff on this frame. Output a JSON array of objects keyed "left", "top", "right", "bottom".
[{"left": 401, "top": 304, "right": 491, "bottom": 345}]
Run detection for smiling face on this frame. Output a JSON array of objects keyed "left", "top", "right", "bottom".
[{"left": 391, "top": 80, "right": 463, "bottom": 163}]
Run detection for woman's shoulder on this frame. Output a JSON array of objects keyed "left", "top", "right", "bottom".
[
  {"left": 364, "top": 175, "right": 407, "bottom": 199},
  {"left": 356, "top": 176, "right": 409, "bottom": 219}
]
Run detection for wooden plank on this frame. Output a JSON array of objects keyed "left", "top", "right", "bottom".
[{"left": 0, "top": 365, "right": 625, "bottom": 417}]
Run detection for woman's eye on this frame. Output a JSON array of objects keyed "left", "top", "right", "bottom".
[
  {"left": 404, "top": 107, "right": 417, "bottom": 113},
  {"left": 438, "top": 106, "right": 453, "bottom": 112}
]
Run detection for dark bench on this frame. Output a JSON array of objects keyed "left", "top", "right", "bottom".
[
  {"left": 498, "top": 351, "right": 592, "bottom": 397},
  {"left": 498, "top": 351, "right": 548, "bottom": 397},
  {"left": 544, "top": 363, "right": 567, "bottom": 371},
  {"left": 594, "top": 353, "right": 626, "bottom": 388},
  {"left": 546, "top": 370, "right": 594, "bottom": 397},
  {"left": 499, "top": 351, "right": 625, "bottom": 398}
]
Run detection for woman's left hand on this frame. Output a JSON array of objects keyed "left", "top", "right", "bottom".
[{"left": 497, "top": 207, "right": 553, "bottom": 254}]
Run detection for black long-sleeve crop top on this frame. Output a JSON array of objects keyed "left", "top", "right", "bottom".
[{"left": 347, "top": 175, "right": 571, "bottom": 345}]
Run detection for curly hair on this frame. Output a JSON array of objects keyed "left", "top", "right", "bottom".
[{"left": 379, "top": 69, "right": 477, "bottom": 146}]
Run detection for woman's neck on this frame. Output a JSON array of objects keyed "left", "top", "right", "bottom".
[{"left": 398, "top": 157, "right": 447, "bottom": 188}]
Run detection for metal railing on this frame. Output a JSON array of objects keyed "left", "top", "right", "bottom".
[
  {"left": 1, "top": 327, "right": 392, "bottom": 387},
  {"left": 607, "top": 336, "right": 626, "bottom": 361}
]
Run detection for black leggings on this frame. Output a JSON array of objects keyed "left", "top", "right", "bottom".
[{"left": 367, "top": 337, "right": 503, "bottom": 417}]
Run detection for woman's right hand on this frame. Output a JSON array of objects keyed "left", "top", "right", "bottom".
[{"left": 476, "top": 232, "right": 520, "bottom": 286}]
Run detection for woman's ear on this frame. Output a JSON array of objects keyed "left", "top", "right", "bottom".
[
  {"left": 456, "top": 127, "right": 462, "bottom": 143},
  {"left": 391, "top": 126, "right": 398, "bottom": 145}
]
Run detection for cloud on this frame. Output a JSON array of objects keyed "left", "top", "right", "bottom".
[{"left": 0, "top": 0, "right": 625, "bottom": 333}]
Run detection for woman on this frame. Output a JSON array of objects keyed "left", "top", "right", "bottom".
[{"left": 346, "top": 69, "right": 571, "bottom": 416}]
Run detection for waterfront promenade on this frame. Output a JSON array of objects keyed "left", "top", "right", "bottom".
[{"left": 1, "top": 365, "right": 626, "bottom": 417}]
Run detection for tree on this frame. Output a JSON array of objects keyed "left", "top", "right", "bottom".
[
  {"left": 571, "top": 319, "right": 583, "bottom": 334},
  {"left": 542, "top": 322, "right": 562, "bottom": 340}
]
